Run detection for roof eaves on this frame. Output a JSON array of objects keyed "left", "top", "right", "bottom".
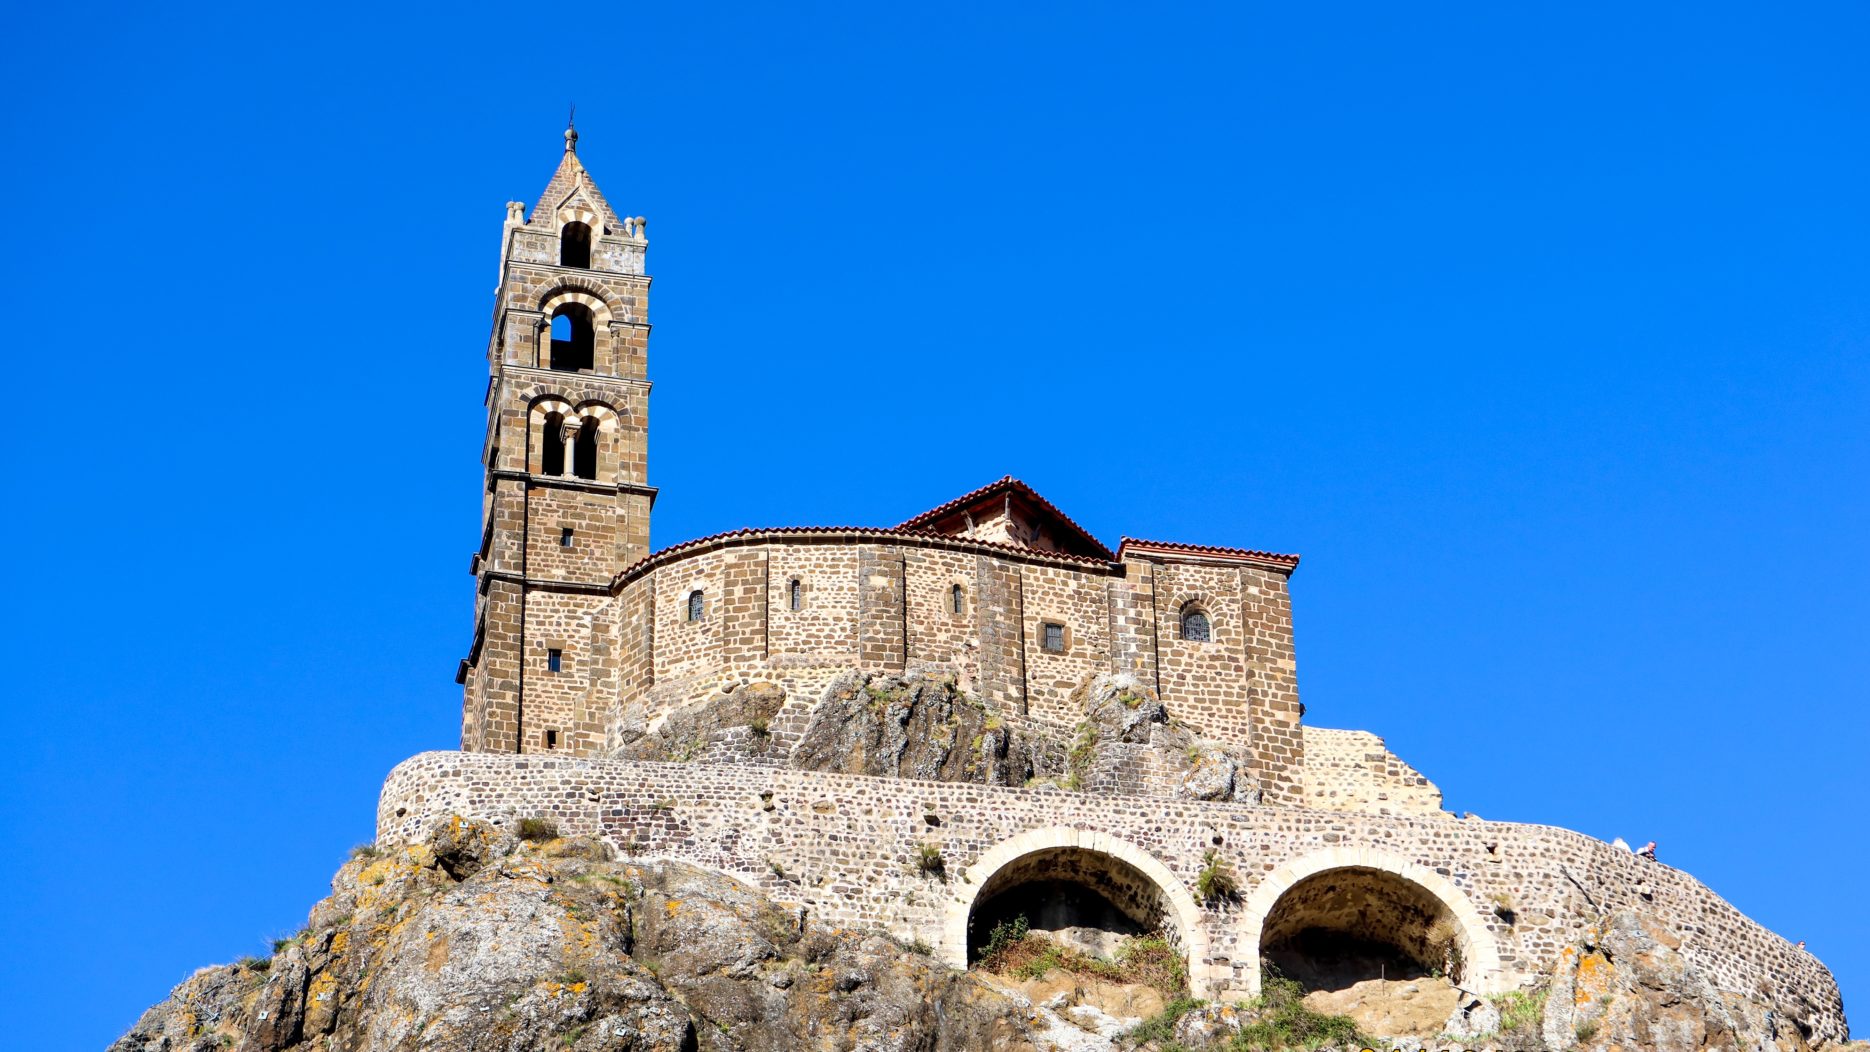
[
  {"left": 1116, "top": 536, "right": 1302, "bottom": 571},
  {"left": 895, "top": 476, "right": 1114, "bottom": 561},
  {"left": 609, "top": 523, "right": 1118, "bottom": 591}
]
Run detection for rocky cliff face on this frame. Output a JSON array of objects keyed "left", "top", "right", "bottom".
[
  {"left": 112, "top": 818, "right": 1039, "bottom": 1052},
  {"left": 116, "top": 815, "right": 1864, "bottom": 1052},
  {"left": 611, "top": 671, "right": 1255, "bottom": 804}
]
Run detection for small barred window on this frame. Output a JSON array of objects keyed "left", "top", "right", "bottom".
[
  {"left": 1181, "top": 608, "right": 1211, "bottom": 643},
  {"left": 1042, "top": 622, "right": 1065, "bottom": 653}
]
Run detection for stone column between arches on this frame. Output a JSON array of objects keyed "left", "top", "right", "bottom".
[{"left": 942, "top": 827, "right": 1219, "bottom": 998}]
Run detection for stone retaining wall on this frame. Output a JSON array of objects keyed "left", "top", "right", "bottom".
[{"left": 375, "top": 751, "right": 1846, "bottom": 1043}]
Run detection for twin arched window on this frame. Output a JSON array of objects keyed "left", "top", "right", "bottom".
[
  {"left": 1180, "top": 606, "right": 1212, "bottom": 643},
  {"left": 540, "top": 412, "right": 600, "bottom": 480}
]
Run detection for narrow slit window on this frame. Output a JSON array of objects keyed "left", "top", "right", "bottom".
[
  {"left": 789, "top": 578, "right": 802, "bottom": 611},
  {"left": 951, "top": 583, "right": 965, "bottom": 615},
  {"left": 687, "top": 590, "right": 704, "bottom": 622},
  {"left": 1041, "top": 622, "right": 1065, "bottom": 653},
  {"left": 547, "top": 648, "right": 563, "bottom": 673}
]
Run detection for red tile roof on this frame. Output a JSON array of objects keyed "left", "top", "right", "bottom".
[
  {"left": 894, "top": 476, "right": 1115, "bottom": 561},
  {"left": 611, "top": 523, "right": 1118, "bottom": 588},
  {"left": 605, "top": 485, "right": 1301, "bottom": 590},
  {"left": 1117, "top": 537, "right": 1301, "bottom": 571}
]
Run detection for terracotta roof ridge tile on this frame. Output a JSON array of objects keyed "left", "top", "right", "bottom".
[
  {"left": 1117, "top": 536, "right": 1301, "bottom": 567},
  {"left": 894, "top": 476, "right": 1114, "bottom": 560},
  {"left": 612, "top": 522, "right": 1118, "bottom": 585}
]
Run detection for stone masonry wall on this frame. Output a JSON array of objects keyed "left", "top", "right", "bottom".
[
  {"left": 1303, "top": 726, "right": 1447, "bottom": 817},
  {"left": 1020, "top": 562, "right": 1112, "bottom": 724},
  {"left": 605, "top": 537, "right": 1305, "bottom": 799},
  {"left": 771, "top": 547, "right": 863, "bottom": 664},
  {"left": 463, "top": 175, "right": 655, "bottom": 757},
  {"left": 376, "top": 751, "right": 1847, "bottom": 1044}
]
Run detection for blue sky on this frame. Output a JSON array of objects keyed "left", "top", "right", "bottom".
[{"left": 1, "top": 2, "right": 1865, "bottom": 1047}]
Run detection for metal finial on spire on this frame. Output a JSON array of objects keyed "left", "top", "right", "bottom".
[{"left": 564, "top": 104, "right": 578, "bottom": 153}]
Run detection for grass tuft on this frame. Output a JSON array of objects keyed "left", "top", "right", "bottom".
[
  {"left": 913, "top": 843, "right": 946, "bottom": 880},
  {"left": 1195, "top": 850, "right": 1237, "bottom": 903},
  {"left": 1225, "top": 969, "right": 1366, "bottom": 1051},
  {"left": 517, "top": 816, "right": 559, "bottom": 842}
]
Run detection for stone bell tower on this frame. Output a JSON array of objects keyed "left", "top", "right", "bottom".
[{"left": 457, "top": 122, "right": 655, "bottom": 755}]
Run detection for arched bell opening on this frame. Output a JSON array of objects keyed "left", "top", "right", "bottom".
[
  {"left": 560, "top": 221, "right": 592, "bottom": 268},
  {"left": 548, "top": 305, "right": 595, "bottom": 372},
  {"left": 572, "top": 416, "right": 599, "bottom": 480}
]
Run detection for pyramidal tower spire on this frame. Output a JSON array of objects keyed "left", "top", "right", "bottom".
[{"left": 458, "top": 123, "right": 656, "bottom": 755}]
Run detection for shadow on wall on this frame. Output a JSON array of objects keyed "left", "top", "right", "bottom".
[
  {"left": 965, "top": 847, "right": 1181, "bottom": 962},
  {"left": 1259, "top": 867, "right": 1466, "bottom": 991}
]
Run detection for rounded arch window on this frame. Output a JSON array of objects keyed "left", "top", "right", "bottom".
[
  {"left": 540, "top": 411, "right": 567, "bottom": 476},
  {"left": 548, "top": 304, "right": 595, "bottom": 372},
  {"left": 686, "top": 589, "right": 705, "bottom": 622},
  {"left": 572, "top": 415, "right": 599, "bottom": 480},
  {"left": 788, "top": 577, "right": 803, "bottom": 611},
  {"left": 950, "top": 582, "right": 966, "bottom": 615},
  {"left": 560, "top": 221, "right": 592, "bottom": 268},
  {"left": 1180, "top": 606, "right": 1211, "bottom": 643}
]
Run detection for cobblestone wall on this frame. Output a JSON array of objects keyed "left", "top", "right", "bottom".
[{"left": 377, "top": 752, "right": 1846, "bottom": 1043}]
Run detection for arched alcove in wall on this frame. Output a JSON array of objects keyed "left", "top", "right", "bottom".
[
  {"left": 1239, "top": 848, "right": 1505, "bottom": 996},
  {"left": 944, "top": 828, "right": 1211, "bottom": 996}
]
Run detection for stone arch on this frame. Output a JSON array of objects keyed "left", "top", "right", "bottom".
[
  {"left": 1239, "top": 847, "right": 1505, "bottom": 996},
  {"left": 556, "top": 204, "right": 603, "bottom": 234},
  {"left": 1168, "top": 590, "right": 1221, "bottom": 642},
  {"left": 538, "top": 284, "right": 626, "bottom": 373},
  {"left": 526, "top": 398, "right": 622, "bottom": 479},
  {"left": 944, "top": 827, "right": 1213, "bottom": 997},
  {"left": 537, "top": 283, "right": 619, "bottom": 324},
  {"left": 527, "top": 397, "right": 573, "bottom": 475}
]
